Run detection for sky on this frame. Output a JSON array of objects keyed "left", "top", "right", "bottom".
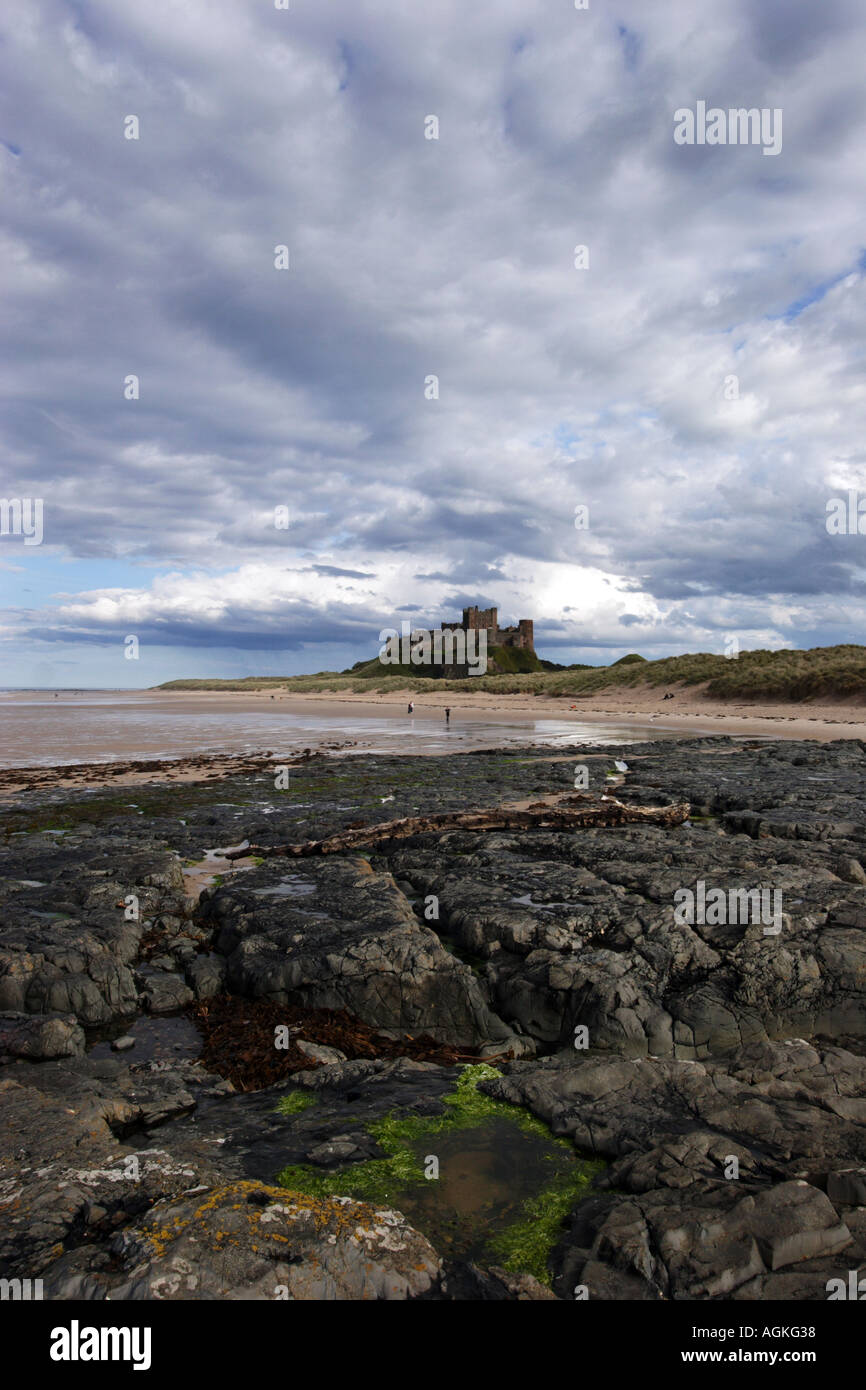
[{"left": 1, "top": 0, "right": 866, "bottom": 687}]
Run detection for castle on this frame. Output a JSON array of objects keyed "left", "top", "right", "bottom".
[
  {"left": 377, "top": 604, "right": 536, "bottom": 677},
  {"left": 440, "top": 607, "right": 535, "bottom": 653}
]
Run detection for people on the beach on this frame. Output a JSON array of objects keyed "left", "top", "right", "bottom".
[
  {"left": 445, "top": 707, "right": 451, "bottom": 724},
  {"left": 407, "top": 701, "right": 414, "bottom": 715}
]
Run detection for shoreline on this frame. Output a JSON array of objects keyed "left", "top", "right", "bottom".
[
  {"left": 2, "top": 682, "right": 866, "bottom": 794},
  {"left": 142, "top": 682, "right": 866, "bottom": 743}
]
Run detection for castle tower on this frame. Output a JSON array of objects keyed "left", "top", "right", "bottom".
[
  {"left": 462, "top": 606, "right": 498, "bottom": 637},
  {"left": 517, "top": 619, "right": 534, "bottom": 650}
]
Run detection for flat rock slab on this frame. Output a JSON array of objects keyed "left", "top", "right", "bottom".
[{"left": 0, "top": 840, "right": 188, "bottom": 1025}]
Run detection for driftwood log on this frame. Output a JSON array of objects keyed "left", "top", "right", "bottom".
[{"left": 226, "top": 794, "right": 691, "bottom": 859}]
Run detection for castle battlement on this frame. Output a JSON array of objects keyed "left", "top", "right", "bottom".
[{"left": 441, "top": 606, "right": 534, "bottom": 652}]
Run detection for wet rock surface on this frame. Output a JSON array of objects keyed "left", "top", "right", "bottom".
[
  {"left": 484, "top": 1039, "right": 866, "bottom": 1297},
  {"left": 1, "top": 738, "right": 865, "bottom": 1299},
  {"left": 0, "top": 841, "right": 188, "bottom": 1025},
  {"left": 389, "top": 815, "right": 866, "bottom": 1056},
  {"left": 200, "top": 855, "right": 517, "bottom": 1049}
]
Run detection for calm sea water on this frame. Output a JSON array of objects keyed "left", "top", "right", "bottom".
[{"left": 0, "top": 690, "right": 691, "bottom": 769}]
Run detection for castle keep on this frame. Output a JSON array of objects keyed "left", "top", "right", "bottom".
[{"left": 440, "top": 607, "right": 535, "bottom": 653}]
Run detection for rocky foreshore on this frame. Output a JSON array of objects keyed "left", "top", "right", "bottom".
[{"left": 1, "top": 737, "right": 865, "bottom": 1300}]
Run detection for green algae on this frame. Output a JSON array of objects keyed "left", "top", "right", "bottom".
[
  {"left": 486, "top": 1169, "right": 598, "bottom": 1282},
  {"left": 274, "top": 1090, "right": 318, "bottom": 1116},
  {"left": 276, "top": 1063, "right": 604, "bottom": 1284}
]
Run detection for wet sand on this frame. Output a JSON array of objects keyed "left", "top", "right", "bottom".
[
  {"left": 1, "top": 680, "right": 864, "bottom": 794},
  {"left": 143, "top": 682, "right": 866, "bottom": 742},
  {"left": 0, "top": 689, "right": 695, "bottom": 785}
]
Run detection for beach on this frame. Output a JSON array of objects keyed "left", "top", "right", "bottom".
[
  {"left": 0, "top": 686, "right": 710, "bottom": 787},
  {"left": 235, "top": 681, "right": 866, "bottom": 741},
  {"left": 2, "top": 683, "right": 865, "bottom": 794}
]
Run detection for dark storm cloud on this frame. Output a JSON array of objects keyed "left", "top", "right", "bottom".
[{"left": 306, "top": 564, "right": 375, "bottom": 579}]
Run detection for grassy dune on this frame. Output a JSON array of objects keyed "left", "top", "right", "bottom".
[{"left": 157, "top": 643, "right": 866, "bottom": 702}]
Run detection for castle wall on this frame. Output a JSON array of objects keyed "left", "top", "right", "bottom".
[{"left": 438, "top": 605, "right": 535, "bottom": 656}]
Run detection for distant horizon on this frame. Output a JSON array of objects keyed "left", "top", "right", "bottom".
[{"left": 2, "top": 636, "right": 860, "bottom": 695}]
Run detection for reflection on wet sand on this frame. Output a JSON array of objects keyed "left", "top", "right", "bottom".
[{"left": 0, "top": 689, "right": 692, "bottom": 775}]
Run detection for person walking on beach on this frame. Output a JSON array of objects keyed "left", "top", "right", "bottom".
[
  {"left": 445, "top": 707, "right": 451, "bottom": 724},
  {"left": 407, "top": 701, "right": 414, "bottom": 715}
]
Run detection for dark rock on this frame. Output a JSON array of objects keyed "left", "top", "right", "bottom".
[
  {"left": 135, "top": 969, "right": 194, "bottom": 1015},
  {"left": 186, "top": 955, "right": 227, "bottom": 1000},
  {"left": 200, "top": 856, "right": 517, "bottom": 1050},
  {"left": 0, "top": 1010, "right": 85, "bottom": 1060},
  {"left": 5, "top": 737, "right": 866, "bottom": 1300},
  {"left": 827, "top": 1168, "right": 866, "bottom": 1206}
]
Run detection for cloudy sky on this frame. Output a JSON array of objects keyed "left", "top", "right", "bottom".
[{"left": 2, "top": 0, "right": 866, "bottom": 687}]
